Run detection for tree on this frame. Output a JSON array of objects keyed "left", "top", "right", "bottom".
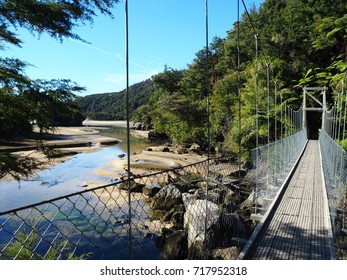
[{"left": 0, "top": 0, "right": 120, "bottom": 179}]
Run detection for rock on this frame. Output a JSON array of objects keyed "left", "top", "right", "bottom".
[
  {"left": 162, "top": 147, "right": 170, "bottom": 152},
  {"left": 196, "top": 181, "right": 218, "bottom": 190},
  {"left": 188, "top": 187, "right": 235, "bottom": 205},
  {"left": 210, "top": 247, "right": 239, "bottom": 260},
  {"left": 207, "top": 213, "right": 249, "bottom": 249},
  {"left": 184, "top": 199, "right": 221, "bottom": 248},
  {"left": 170, "top": 211, "right": 185, "bottom": 229},
  {"left": 118, "top": 181, "right": 145, "bottom": 192},
  {"left": 148, "top": 209, "right": 168, "bottom": 221},
  {"left": 133, "top": 122, "right": 142, "bottom": 130},
  {"left": 162, "top": 208, "right": 175, "bottom": 222},
  {"left": 162, "top": 230, "right": 188, "bottom": 260},
  {"left": 228, "top": 169, "right": 247, "bottom": 178},
  {"left": 189, "top": 143, "right": 201, "bottom": 152},
  {"left": 176, "top": 148, "right": 188, "bottom": 154},
  {"left": 151, "top": 184, "right": 183, "bottom": 211},
  {"left": 142, "top": 186, "right": 161, "bottom": 197},
  {"left": 194, "top": 189, "right": 220, "bottom": 204},
  {"left": 173, "top": 183, "right": 190, "bottom": 193},
  {"left": 240, "top": 190, "right": 255, "bottom": 210},
  {"left": 187, "top": 240, "right": 205, "bottom": 259},
  {"left": 182, "top": 193, "right": 194, "bottom": 208},
  {"left": 162, "top": 227, "right": 174, "bottom": 236},
  {"left": 118, "top": 153, "right": 126, "bottom": 158}
]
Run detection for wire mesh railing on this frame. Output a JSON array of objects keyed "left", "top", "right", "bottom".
[
  {"left": 320, "top": 104, "right": 347, "bottom": 259},
  {"left": 250, "top": 104, "right": 307, "bottom": 216},
  {"left": 0, "top": 156, "right": 254, "bottom": 260},
  {"left": 250, "top": 128, "right": 307, "bottom": 216}
]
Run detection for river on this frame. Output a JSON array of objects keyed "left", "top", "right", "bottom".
[{"left": 0, "top": 126, "right": 152, "bottom": 213}]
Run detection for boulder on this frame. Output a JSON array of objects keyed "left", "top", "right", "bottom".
[
  {"left": 210, "top": 247, "right": 239, "bottom": 260},
  {"left": 133, "top": 122, "right": 142, "bottom": 130},
  {"left": 148, "top": 209, "right": 167, "bottom": 221},
  {"left": 162, "top": 230, "right": 188, "bottom": 260},
  {"left": 142, "top": 185, "right": 161, "bottom": 197},
  {"left": 170, "top": 211, "right": 185, "bottom": 229},
  {"left": 162, "top": 147, "right": 170, "bottom": 152},
  {"left": 184, "top": 187, "right": 235, "bottom": 205},
  {"left": 189, "top": 143, "right": 201, "bottom": 152},
  {"left": 207, "top": 213, "right": 249, "bottom": 249},
  {"left": 240, "top": 190, "right": 255, "bottom": 210},
  {"left": 184, "top": 199, "right": 221, "bottom": 248},
  {"left": 151, "top": 184, "right": 183, "bottom": 211},
  {"left": 182, "top": 193, "right": 194, "bottom": 208},
  {"left": 118, "top": 181, "right": 145, "bottom": 193},
  {"left": 228, "top": 169, "right": 247, "bottom": 178}
]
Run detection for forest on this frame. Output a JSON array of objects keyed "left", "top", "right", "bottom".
[
  {"left": 76, "top": 0, "right": 347, "bottom": 155},
  {"left": 75, "top": 79, "right": 154, "bottom": 121},
  {"left": 130, "top": 0, "right": 347, "bottom": 154},
  {"left": 1, "top": 0, "right": 346, "bottom": 177},
  {"left": 0, "top": 0, "right": 120, "bottom": 178}
]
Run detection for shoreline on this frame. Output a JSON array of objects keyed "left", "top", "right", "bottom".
[
  {"left": 1, "top": 124, "right": 206, "bottom": 182},
  {"left": 93, "top": 145, "right": 207, "bottom": 180}
]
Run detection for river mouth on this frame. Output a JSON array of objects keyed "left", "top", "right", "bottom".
[{"left": 0, "top": 126, "right": 152, "bottom": 212}]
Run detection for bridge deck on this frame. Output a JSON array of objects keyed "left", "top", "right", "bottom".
[{"left": 247, "top": 140, "right": 334, "bottom": 259}]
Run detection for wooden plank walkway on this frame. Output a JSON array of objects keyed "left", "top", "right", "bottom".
[{"left": 246, "top": 140, "right": 334, "bottom": 260}]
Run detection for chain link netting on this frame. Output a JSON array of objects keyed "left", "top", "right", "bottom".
[
  {"left": 320, "top": 105, "right": 347, "bottom": 259},
  {"left": 250, "top": 106, "right": 307, "bottom": 216},
  {"left": 0, "top": 156, "right": 255, "bottom": 260}
]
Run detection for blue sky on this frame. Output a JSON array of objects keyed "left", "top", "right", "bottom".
[{"left": 4, "top": 0, "right": 263, "bottom": 96}]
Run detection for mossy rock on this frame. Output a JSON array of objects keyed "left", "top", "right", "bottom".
[
  {"left": 142, "top": 186, "right": 161, "bottom": 197},
  {"left": 162, "top": 230, "right": 188, "bottom": 260},
  {"left": 148, "top": 209, "right": 168, "bottom": 221}
]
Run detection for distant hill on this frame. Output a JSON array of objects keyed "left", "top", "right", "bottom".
[{"left": 75, "top": 79, "right": 154, "bottom": 120}]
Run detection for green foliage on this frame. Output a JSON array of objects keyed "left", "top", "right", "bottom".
[
  {"left": 0, "top": 0, "right": 120, "bottom": 179},
  {"left": 2, "top": 228, "right": 89, "bottom": 260},
  {"left": 75, "top": 79, "right": 154, "bottom": 120},
  {"left": 0, "top": 0, "right": 119, "bottom": 47},
  {"left": 75, "top": 0, "right": 347, "bottom": 157},
  {"left": 0, "top": 152, "right": 41, "bottom": 180},
  {"left": 151, "top": 94, "right": 207, "bottom": 146}
]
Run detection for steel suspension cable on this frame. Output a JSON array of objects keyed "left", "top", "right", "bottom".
[
  {"left": 204, "top": 0, "right": 210, "bottom": 257},
  {"left": 343, "top": 79, "right": 347, "bottom": 142},
  {"left": 237, "top": 0, "right": 242, "bottom": 173},
  {"left": 266, "top": 62, "right": 270, "bottom": 195},
  {"left": 125, "top": 0, "right": 132, "bottom": 259},
  {"left": 254, "top": 33, "right": 259, "bottom": 214},
  {"left": 274, "top": 80, "right": 278, "bottom": 141},
  {"left": 338, "top": 88, "right": 343, "bottom": 140}
]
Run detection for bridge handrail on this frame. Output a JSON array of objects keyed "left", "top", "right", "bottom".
[
  {"left": 249, "top": 128, "right": 308, "bottom": 215},
  {"left": 319, "top": 129, "right": 347, "bottom": 235}
]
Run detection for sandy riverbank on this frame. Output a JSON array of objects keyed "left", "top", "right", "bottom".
[
  {"left": 93, "top": 145, "right": 207, "bottom": 180},
  {"left": 1, "top": 125, "right": 206, "bottom": 182},
  {"left": 0, "top": 126, "right": 121, "bottom": 180}
]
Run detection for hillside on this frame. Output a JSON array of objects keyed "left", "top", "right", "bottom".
[{"left": 75, "top": 79, "right": 154, "bottom": 120}]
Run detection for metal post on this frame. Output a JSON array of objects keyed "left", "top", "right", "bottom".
[
  {"left": 322, "top": 87, "right": 327, "bottom": 130},
  {"left": 204, "top": 0, "right": 210, "bottom": 257},
  {"left": 237, "top": 0, "right": 242, "bottom": 172},
  {"left": 125, "top": 0, "right": 132, "bottom": 259},
  {"left": 254, "top": 33, "right": 259, "bottom": 214},
  {"left": 303, "top": 87, "right": 307, "bottom": 130},
  {"left": 274, "top": 80, "right": 277, "bottom": 141}
]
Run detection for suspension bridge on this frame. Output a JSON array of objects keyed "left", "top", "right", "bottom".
[{"left": 1, "top": 1, "right": 347, "bottom": 260}]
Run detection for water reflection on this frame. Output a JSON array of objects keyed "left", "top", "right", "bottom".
[{"left": 0, "top": 127, "right": 151, "bottom": 212}]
